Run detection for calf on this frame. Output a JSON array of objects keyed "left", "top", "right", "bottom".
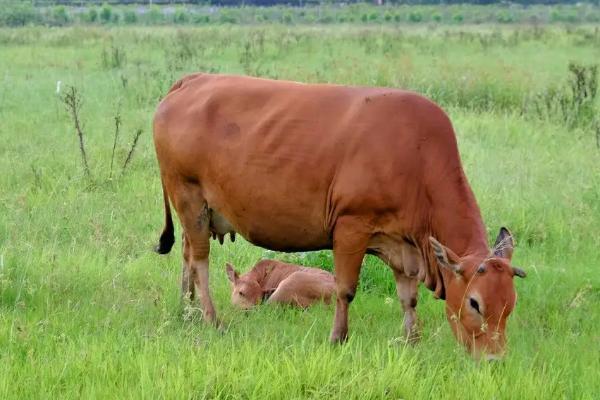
[{"left": 225, "top": 260, "right": 335, "bottom": 309}]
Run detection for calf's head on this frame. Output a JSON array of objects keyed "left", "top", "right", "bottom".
[
  {"left": 225, "top": 263, "right": 262, "bottom": 309},
  {"left": 429, "top": 228, "right": 526, "bottom": 360}
]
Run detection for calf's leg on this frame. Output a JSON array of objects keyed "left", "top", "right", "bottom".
[
  {"left": 267, "top": 271, "right": 335, "bottom": 308},
  {"left": 267, "top": 281, "right": 307, "bottom": 308}
]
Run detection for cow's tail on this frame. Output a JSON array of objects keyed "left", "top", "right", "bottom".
[
  {"left": 153, "top": 74, "right": 203, "bottom": 254},
  {"left": 155, "top": 179, "right": 175, "bottom": 254}
]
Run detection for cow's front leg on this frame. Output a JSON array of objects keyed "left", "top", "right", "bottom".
[
  {"left": 330, "top": 217, "right": 370, "bottom": 344},
  {"left": 393, "top": 270, "right": 420, "bottom": 343}
]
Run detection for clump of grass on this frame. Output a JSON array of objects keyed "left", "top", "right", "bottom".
[
  {"left": 121, "top": 128, "right": 142, "bottom": 175},
  {"left": 101, "top": 44, "right": 126, "bottom": 69},
  {"left": 568, "top": 63, "right": 598, "bottom": 111},
  {"left": 164, "top": 30, "right": 204, "bottom": 71},
  {"left": 109, "top": 111, "right": 121, "bottom": 180},
  {"left": 61, "top": 85, "right": 91, "bottom": 180},
  {"left": 239, "top": 39, "right": 258, "bottom": 75},
  {"left": 530, "top": 62, "right": 598, "bottom": 128},
  {"left": 60, "top": 85, "right": 143, "bottom": 183}
]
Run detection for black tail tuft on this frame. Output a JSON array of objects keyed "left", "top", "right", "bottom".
[
  {"left": 155, "top": 179, "right": 175, "bottom": 254},
  {"left": 155, "top": 229, "right": 175, "bottom": 254}
]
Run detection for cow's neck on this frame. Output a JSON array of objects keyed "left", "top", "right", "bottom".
[
  {"left": 420, "top": 170, "right": 490, "bottom": 298},
  {"left": 432, "top": 208, "right": 489, "bottom": 259},
  {"left": 430, "top": 169, "right": 489, "bottom": 257}
]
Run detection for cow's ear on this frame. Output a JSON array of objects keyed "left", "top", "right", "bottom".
[
  {"left": 429, "top": 237, "right": 462, "bottom": 275},
  {"left": 512, "top": 267, "right": 527, "bottom": 278},
  {"left": 226, "top": 263, "right": 239, "bottom": 283},
  {"left": 493, "top": 227, "right": 514, "bottom": 260}
]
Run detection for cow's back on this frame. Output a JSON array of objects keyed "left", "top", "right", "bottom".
[{"left": 153, "top": 74, "right": 460, "bottom": 251}]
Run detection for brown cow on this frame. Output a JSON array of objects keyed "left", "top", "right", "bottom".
[
  {"left": 225, "top": 260, "right": 335, "bottom": 309},
  {"left": 153, "top": 73, "right": 526, "bottom": 359}
]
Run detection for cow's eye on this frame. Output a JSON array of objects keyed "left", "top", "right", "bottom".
[
  {"left": 469, "top": 297, "right": 481, "bottom": 315},
  {"left": 238, "top": 291, "right": 244, "bottom": 297}
]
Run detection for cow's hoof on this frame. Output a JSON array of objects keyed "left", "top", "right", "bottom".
[
  {"left": 203, "top": 312, "right": 220, "bottom": 327},
  {"left": 329, "top": 331, "right": 348, "bottom": 345},
  {"left": 405, "top": 328, "right": 421, "bottom": 345}
]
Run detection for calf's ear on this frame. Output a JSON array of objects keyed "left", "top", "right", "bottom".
[
  {"left": 493, "top": 227, "right": 514, "bottom": 260},
  {"left": 429, "top": 237, "right": 462, "bottom": 275},
  {"left": 225, "top": 263, "right": 239, "bottom": 283}
]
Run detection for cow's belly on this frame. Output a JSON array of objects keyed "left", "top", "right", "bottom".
[{"left": 204, "top": 186, "right": 332, "bottom": 253}]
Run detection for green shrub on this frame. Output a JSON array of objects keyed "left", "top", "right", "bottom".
[
  {"left": 100, "top": 4, "right": 112, "bottom": 24},
  {"left": 584, "top": 12, "right": 600, "bottom": 23},
  {"left": 87, "top": 8, "right": 98, "bottom": 23},
  {"left": 550, "top": 9, "right": 579, "bottom": 23},
  {"left": 384, "top": 12, "right": 393, "bottom": 22},
  {"left": 432, "top": 12, "right": 442, "bottom": 22},
  {"left": 453, "top": 13, "right": 464, "bottom": 23},
  {"left": 219, "top": 11, "right": 237, "bottom": 24},
  {"left": 52, "top": 6, "right": 70, "bottom": 26},
  {"left": 282, "top": 12, "right": 293, "bottom": 25},
  {"left": 194, "top": 14, "right": 210, "bottom": 24},
  {"left": 123, "top": 10, "right": 137, "bottom": 24},
  {"left": 319, "top": 15, "right": 334, "bottom": 24},
  {"left": 147, "top": 5, "right": 164, "bottom": 24},
  {"left": 0, "top": 2, "right": 38, "bottom": 27},
  {"left": 408, "top": 11, "right": 422, "bottom": 23},
  {"left": 174, "top": 7, "right": 188, "bottom": 24},
  {"left": 497, "top": 11, "right": 515, "bottom": 24}
]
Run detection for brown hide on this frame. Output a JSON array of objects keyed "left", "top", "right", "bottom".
[{"left": 153, "top": 73, "right": 524, "bottom": 358}]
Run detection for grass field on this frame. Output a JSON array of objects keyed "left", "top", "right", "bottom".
[{"left": 1, "top": 24, "right": 599, "bottom": 398}]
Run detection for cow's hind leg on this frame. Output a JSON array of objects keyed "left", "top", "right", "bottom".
[
  {"left": 181, "top": 232, "right": 195, "bottom": 302},
  {"left": 171, "top": 182, "right": 217, "bottom": 325},
  {"left": 393, "top": 270, "right": 420, "bottom": 343}
]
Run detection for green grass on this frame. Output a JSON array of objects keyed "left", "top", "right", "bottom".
[{"left": 1, "top": 24, "right": 599, "bottom": 399}]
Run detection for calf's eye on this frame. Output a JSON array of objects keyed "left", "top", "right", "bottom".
[
  {"left": 238, "top": 291, "right": 244, "bottom": 297},
  {"left": 469, "top": 297, "right": 481, "bottom": 314}
]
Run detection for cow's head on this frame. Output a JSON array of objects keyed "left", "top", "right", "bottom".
[
  {"left": 429, "top": 227, "right": 526, "bottom": 360},
  {"left": 225, "top": 263, "right": 262, "bottom": 309}
]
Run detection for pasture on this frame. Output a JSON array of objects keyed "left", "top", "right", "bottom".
[{"left": 1, "top": 23, "right": 599, "bottom": 398}]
